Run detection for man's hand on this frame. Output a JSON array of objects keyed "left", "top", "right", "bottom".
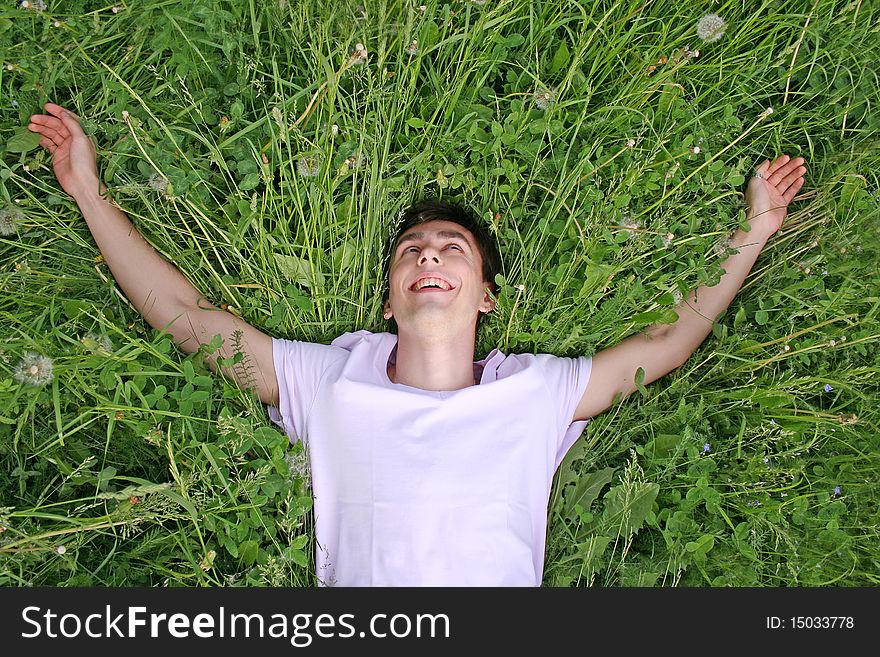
[
  {"left": 745, "top": 154, "right": 807, "bottom": 236},
  {"left": 27, "top": 102, "right": 101, "bottom": 200}
]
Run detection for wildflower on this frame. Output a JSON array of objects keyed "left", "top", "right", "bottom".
[
  {"left": 833, "top": 486, "right": 841, "bottom": 496},
  {"left": 695, "top": 13, "right": 727, "bottom": 43},
  {"left": 822, "top": 269, "right": 828, "bottom": 275},
  {"left": 406, "top": 39, "right": 419, "bottom": 56},
  {"left": 330, "top": 124, "right": 339, "bottom": 136},
  {"left": 345, "top": 152, "right": 367, "bottom": 169},
  {"left": 691, "top": 146, "right": 701, "bottom": 154},
  {"left": 350, "top": 43, "right": 368, "bottom": 65},
  {"left": 620, "top": 216, "right": 642, "bottom": 239},
  {"left": 823, "top": 383, "right": 833, "bottom": 393},
  {"left": 53, "top": 20, "right": 62, "bottom": 27},
  {"left": 759, "top": 107, "right": 774, "bottom": 119},
  {"left": 534, "top": 86, "right": 557, "bottom": 110},
  {"left": 625, "top": 138, "right": 636, "bottom": 148},
  {"left": 20, "top": 0, "right": 47, "bottom": 12},
  {"left": 662, "top": 232, "right": 675, "bottom": 248},
  {"left": 147, "top": 172, "right": 169, "bottom": 193},
  {"left": 763, "top": 456, "right": 770, "bottom": 463},
  {"left": 703, "top": 443, "right": 711, "bottom": 453},
  {"left": 112, "top": 6, "right": 123, "bottom": 13},
  {"left": 286, "top": 449, "right": 311, "bottom": 488},
  {"left": 770, "top": 419, "right": 776, "bottom": 425},
  {"left": 297, "top": 155, "right": 321, "bottom": 178},
  {"left": 54, "top": 545, "right": 66, "bottom": 555},
  {"left": 782, "top": 345, "right": 790, "bottom": 351},
  {"left": 0, "top": 204, "right": 24, "bottom": 236},
  {"left": 837, "top": 413, "right": 857, "bottom": 425},
  {"left": 13, "top": 352, "right": 54, "bottom": 387}
]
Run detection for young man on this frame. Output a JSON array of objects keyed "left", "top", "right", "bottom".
[{"left": 28, "top": 103, "right": 806, "bottom": 586}]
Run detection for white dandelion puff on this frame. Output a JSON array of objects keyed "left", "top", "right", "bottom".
[
  {"left": 13, "top": 352, "right": 54, "bottom": 387},
  {"left": 350, "top": 43, "right": 368, "bottom": 65},
  {"left": 297, "top": 155, "right": 321, "bottom": 178},
  {"left": 54, "top": 545, "right": 66, "bottom": 555},
  {"left": 534, "top": 86, "right": 557, "bottom": 110},
  {"left": 286, "top": 450, "right": 311, "bottom": 488},
  {"left": 620, "top": 216, "right": 642, "bottom": 239},
  {"left": 147, "top": 172, "right": 169, "bottom": 193},
  {"left": 406, "top": 39, "right": 419, "bottom": 56},
  {"left": 0, "top": 204, "right": 24, "bottom": 236},
  {"left": 345, "top": 152, "right": 367, "bottom": 170},
  {"left": 20, "top": 0, "right": 47, "bottom": 12},
  {"left": 696, "top": 13, "right": 727, "bottom": 43}
]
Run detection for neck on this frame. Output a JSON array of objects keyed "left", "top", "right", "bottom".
[{"left": 389, "top": 326, "right": 478, "bottom": 391}]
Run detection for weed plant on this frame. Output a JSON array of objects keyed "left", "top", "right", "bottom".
[{"left": 0, "top": 0, "right": 877, "bottom": 587}]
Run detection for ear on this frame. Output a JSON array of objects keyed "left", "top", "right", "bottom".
[
  {"left": 480, "top": 285, "right": 496, "bottom": 314},
  {"left": 383, "top": 300, "right": 393, "bottom": 320}
]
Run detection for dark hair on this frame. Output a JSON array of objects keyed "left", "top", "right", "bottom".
[{"left": 383, "top": 199, "right": 502, "bottom": 332}]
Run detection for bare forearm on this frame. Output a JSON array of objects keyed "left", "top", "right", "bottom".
[
  {"left": 74, "top": 187, "right": 204, "bottom": 330},
  {"left": 656, "top": 216, "right": 774, "bottom": 361}
]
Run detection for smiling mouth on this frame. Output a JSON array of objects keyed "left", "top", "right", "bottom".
[{"left": 410, "top": 277, "right": 454, "bottom": 292}]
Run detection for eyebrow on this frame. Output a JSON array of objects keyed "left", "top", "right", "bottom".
[{"left": 396, "top": 230, "right": 473, "bottom": 250}]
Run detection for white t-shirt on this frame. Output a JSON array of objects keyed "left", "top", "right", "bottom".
[{"left": 267, "top": 330, "right": 592, "bottom": 586}]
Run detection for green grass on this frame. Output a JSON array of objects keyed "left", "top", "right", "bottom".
[{"left": 1, "top": 0, "right": 877, "bottom": 587}]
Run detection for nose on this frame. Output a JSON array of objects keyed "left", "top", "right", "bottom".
[{"left": 418, "top": 247, "right": 441, "bottom": 265}]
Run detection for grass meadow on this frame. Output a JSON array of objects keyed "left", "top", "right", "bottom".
[{"left": 0, "top": 0, "right": 878, "bottom": 587}]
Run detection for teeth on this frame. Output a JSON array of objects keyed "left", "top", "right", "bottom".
[{"left": 413, "top": 277, "right": 450, "bottom": 291}]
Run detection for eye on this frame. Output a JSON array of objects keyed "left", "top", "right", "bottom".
[
  {"left": 446, "top": 244, "right": 462, "bottom": 251},
  {"left": 405, "top": 246, "right": 420, "bottom": 253}
]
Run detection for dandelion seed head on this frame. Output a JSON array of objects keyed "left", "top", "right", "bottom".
[
  {"left": 696, "top": 13, "right": 727, "bottom": 43},
  {"left": 345, "top": 152, "right": 367, "bottom": 169},
  {"left": 350, "top": 43, "right": 368, "bottom": 65},
  {"left": 147, "top": 172, "right": 169, "bottom": 193},
  {"left": 534, "top": 86, "right": 557, "bottom": 110},
  {"left": 0, "top": 204, "right": 24, "bottom": 236},
  {"left": 14, "top": 352, "right": 54, "bottom": 387},
  {"left": 297, "top": 155, "right": 321, "bottom": 178},
  {"left": 406, "top": 39, "right": 419, "bottom": 55},
  {"left": 20, "top": 0, "right": 46, "bottom": 11},
  {"left": 54, "top": 545, "right": 66, "bottom": 555},
  {"left": 286, "top": 450, "right": 311, "bottom": 488}
]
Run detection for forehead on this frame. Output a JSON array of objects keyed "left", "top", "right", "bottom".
[{"left": 395, "top": 220, "right": 477, "bottom": 247}]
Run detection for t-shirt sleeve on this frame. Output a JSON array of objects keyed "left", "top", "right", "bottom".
[
  {"left": 532, "top": 353, "right": 593, "bottom": 469},
  {"left": 267, "top": 336, "right": 346, "bottom": 445}
]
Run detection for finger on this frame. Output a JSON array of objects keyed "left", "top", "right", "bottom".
[
  {"left": 755, "top": 159, "right": 771, "bottom": 176},
  {"left": 29, "top": 114, "right": 71, "bottom": 139},
  {"left": 767, "top": 154, "right": 790, "bottom": 176},
  {"left": 28, "top": 123, "right": 65, "bottom": 145},
  {"left": 44, "top": 102, "right": 80, "bottom": 121},
  {"left": 39, "top": 137, "right": 57, "bottom": 154},
  {"left": 44, "top": 103, "right": 86, "bottom": 138},
  {"left": 782, "top": 176, "right": 805, "bottom": 204},
  {"left": 768, "top": 158, "right": 804, "bottom": 186},
  {"left": 773, "top": 167, "right": 807, "bottom": 193}
]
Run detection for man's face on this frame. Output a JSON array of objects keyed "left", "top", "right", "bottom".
[{"left": 385, "top": 220, "right": 495, "bottom": 333}]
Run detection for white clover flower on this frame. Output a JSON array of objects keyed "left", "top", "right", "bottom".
[
  {"left": 350, "top": 43, "right": 368, "bottom": 65},
  {"left": 147, "top": 172, "right": 169, "bottom": 193},
  {"left": 662, "top": 232, "right": 675, "bottom": 248},
  {"left": 696, "top": 13, "right": 727, "bottom": 43},
  {"left": 14, "top": 352, "right": 54, "bottom": 387},
  {"left": 534, "top": 86, "right": 557, "bottom": 110},
  {"left": 0, "top": 204, "right": 24, "bottom": 236},
  {"left": 54, "top": 545, "right": 66, "bottom": 555},
  {"left": 625, "top": 138, "right": 636, "bottom": 148},
  {"left": 297, "top": 155, "right": 321, "bottom": 178},
  {"left": 406, "top": 39, "right": 419, "bottom": 56},
  {"left": 691, "top": 146, "right": 701, "bottom": 154}
]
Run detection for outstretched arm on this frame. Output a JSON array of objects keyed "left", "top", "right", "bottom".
[
  {"left": 28, "top": 103, "right": 279, "bottom": 405},
  {"left": 573, "top": 154, "right": 806, "bottom": 421}
]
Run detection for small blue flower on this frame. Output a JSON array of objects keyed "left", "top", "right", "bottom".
[
  {"left": 763, "top": 457, "right": 770, "bottom": 464},
  {"left": 770, "top": 419, "right": 776, "bottom": 425},
  {"left": 821, "top": 270, "right": 828, "bottom": 276},
  {"left": 824, "top": 383, "right": 833, "bottom": 393},
  {"left": 703, "top": 443, "right": 711, "bottom": 453},
  {"left": 11, "top": 100, "right": 19, "bottom": 109},
  {"left": 833, "top": 486, "right": 841, "bottom": 496}
]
